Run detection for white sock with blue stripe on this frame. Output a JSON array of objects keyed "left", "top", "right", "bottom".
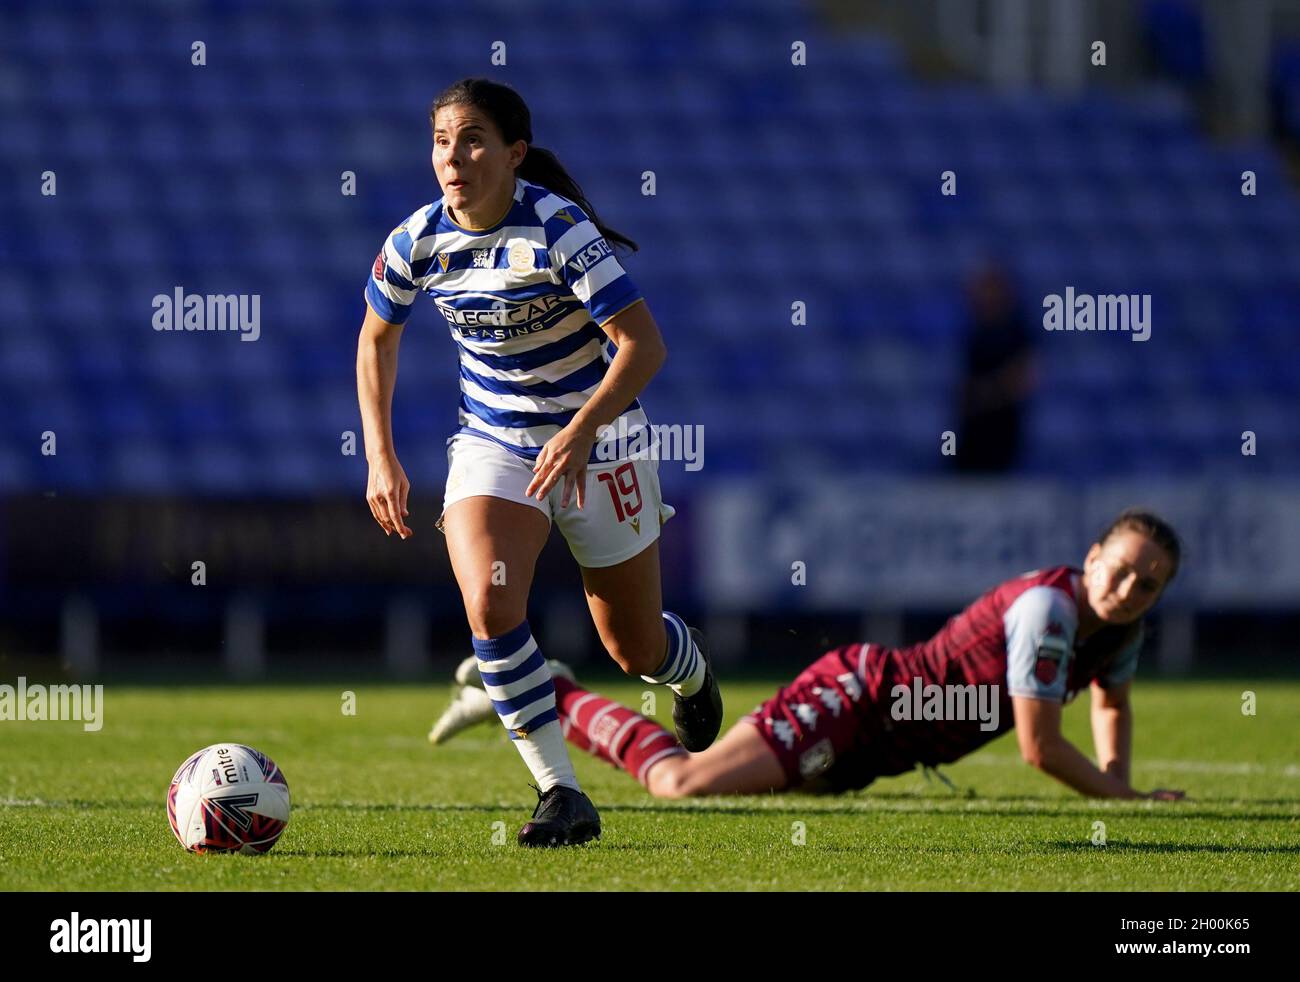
[
  {"left": 640, "top": 611, "right": 706, "bottom": 697},
  {"left": 474, "top": 621, "right": 579, "bottom": 793}
]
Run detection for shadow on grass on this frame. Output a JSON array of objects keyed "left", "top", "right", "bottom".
[
  {"left": 264, "top": 839, "right": 1300, "bottom": 859},
  {"left": 271, "top": 842, "right": 859, "bottom": 858},
  {"left": 13, "top": 797, "right": 1298, "bottom": 822},
  {"left": 286, "top": 801, "right": 1300, "bottom": 823},
  {"left": 271, "top": 848, "right": 444, "bottom": 859},
  {"left": 1049, "top": 841, "right": 1300, "bottom": 855}
]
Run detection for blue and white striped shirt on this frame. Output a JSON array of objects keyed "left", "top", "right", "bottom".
[{"left": 364, "top": 177, "right": 648, "bottom": 462}]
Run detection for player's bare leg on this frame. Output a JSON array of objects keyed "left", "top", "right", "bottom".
[
  {"left": 442, "top": 495, "right": 599, "bottom": 846},
  {"left": 549, "top": 669, "right": 782, "bottom": 797},
  {"left": 580, "top": 538, "right": 666, "bottom": 676},
  {"left": 643, "top": 721, "right": 788, "bottom": 798},
  {"left": 581, "top": 539, "right": 724, "bottom": 751},
  {"left": 442, "top": 495, "right": 549, "bottom": 640}
]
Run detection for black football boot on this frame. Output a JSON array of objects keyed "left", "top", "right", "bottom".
[
  {"left": 517, "top": 784, "right": 601, "bottom": 847},
  {"left": 671, "top": 627, "right": 724, "bottom": 752}
]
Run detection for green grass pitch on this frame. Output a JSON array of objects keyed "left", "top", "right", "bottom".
[{"left": 1, "top": 677, "right": 1296, "bottom": 891}]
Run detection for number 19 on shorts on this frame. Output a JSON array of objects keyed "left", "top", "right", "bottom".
[{"left": 596, "top": 462, "right": 643, "bottom": 523}]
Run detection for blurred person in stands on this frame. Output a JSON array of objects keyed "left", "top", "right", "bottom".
[{"left": 953, "top": 263, "right": 1038, "bottom": 473}]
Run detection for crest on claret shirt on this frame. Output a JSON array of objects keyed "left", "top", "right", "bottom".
[{"left": 1034, "top": 634, "right": 1070, "bottom": 685}]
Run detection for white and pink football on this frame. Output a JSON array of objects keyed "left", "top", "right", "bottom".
[{"left": 167, "top": 744, "right": 290, "bottom": 854}]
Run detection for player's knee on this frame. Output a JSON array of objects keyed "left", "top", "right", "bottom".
[
  {"left": 649, "top": 764, "right": 711, "bottom": 799},
  {"left": 462, "top": 586, "right": 524, "bottom": 640},
  {"left": 648, "top": 769, "right": 685, "bottom": 799}
]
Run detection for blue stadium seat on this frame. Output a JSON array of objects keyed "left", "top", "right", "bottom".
[{"left": 3, "top": 4, "right": 1300, "bottom": 490}]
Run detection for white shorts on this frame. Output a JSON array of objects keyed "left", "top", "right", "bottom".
[{"left": 437, "top": 433, "right": 676, "bottom": 569}]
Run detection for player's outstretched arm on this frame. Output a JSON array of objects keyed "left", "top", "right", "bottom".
[
  {"left": 1090, "top": 679, "right": 1134, "bottom": 784},
  {"left": 357, "top": 303, "right": 412, "bottom": 539},
  {"left": 1089, "top": 680, "right": 1185, "bottom": 801},
  {"left": 1013, "top": 695, "right": 1183, "bottom": 800}
]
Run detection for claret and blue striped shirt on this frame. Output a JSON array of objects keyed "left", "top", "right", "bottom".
[{"left": 364, "top": 177, "right": 648, "bottom": 462}]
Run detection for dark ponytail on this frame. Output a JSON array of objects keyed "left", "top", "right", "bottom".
[{"left": 430, "top": 77, "right": 638, "bottom": 253}]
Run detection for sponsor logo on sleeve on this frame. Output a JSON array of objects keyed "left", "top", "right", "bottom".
[{"left": 565, "top": 239, "right": 613, "bottom": 279}]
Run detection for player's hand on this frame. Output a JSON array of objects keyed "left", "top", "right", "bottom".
[
  {"left": 526, "top": 422, "right": 596, "bottom": 508},
  {"left": 366, "top": 452, "right": 412, "bottom": 538},
  {"left": 1144, "top": 788, "right": 1185, "bottom": 801}
]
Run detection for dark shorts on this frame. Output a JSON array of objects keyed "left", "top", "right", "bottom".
[{"left": 742, "top": 643, "right": 888, "bottom": 792}]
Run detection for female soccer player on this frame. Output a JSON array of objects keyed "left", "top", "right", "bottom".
[
  {"left": 434, "top": 509, "right": 1188, "bottom": 803},
  {"left": 356, "top": 78, "right": 722, "bottom": 847}
]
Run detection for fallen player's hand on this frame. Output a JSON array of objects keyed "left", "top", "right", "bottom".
[{"left": 1144, "top": 788, "right": 1185, "bottom": 801}]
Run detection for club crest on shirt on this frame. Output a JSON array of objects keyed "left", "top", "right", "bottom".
[
  {"left": 508, "top": 240, "right": 535, "bottom": 273},
  {"left": 1034, "top": 634, "right": 1070, "bottom": 685}
]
